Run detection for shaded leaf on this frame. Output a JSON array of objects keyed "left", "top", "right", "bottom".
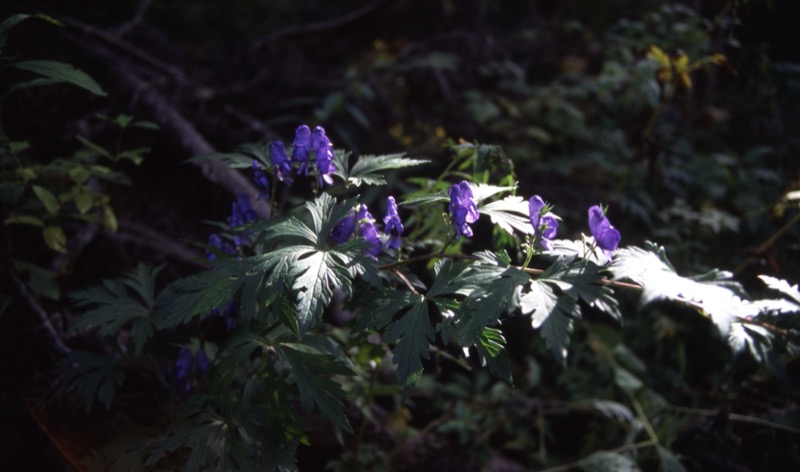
[
  {"left": 278, "top": 343, "right": 354, "bottom": 433},
  {"left": 11, "top": 60, "right": 106, "bottom": 96},
  {"left": 384, "top": 297, "right": 433, "bottom": 387}
]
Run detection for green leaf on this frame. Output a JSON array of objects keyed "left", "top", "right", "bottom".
[
  {"left": 458, "top": 264, "right": 529, "bottom": 343},
  {"left": 76, "top": 135, "right": 113, "bottom": 159},
  {"left": 353, "top": 288, "right": 419, "bottom": 333},
  {"left": 4, "top": 215, "right": 44, "bottom": 227},
  {"left": 69, "top": 264, "right": 161, "bottom": 354},
  {"left": 475, "top": 327, "right": 512, "bottom": 383},
  {"left": 32, "top": 185, "right": 60, "bottom": 213},
  {"left": 657, "top": 446, "right": 686, "bottom": 472},
  {"left": 186, "top": 151, "right": 255, "bottom": 168},
  {"left": 521, "top": 274, "right": 577, "bottom": 363},
  {"left": 0, "top": 13, "right": 61, "bottom": 37},
  {"left": 55, "top": 351, "right": 125, "bottom": 411},
  {"left": 72, "top": 185, "right": 94, "bottom": 213},
  {"left": 758, "top": 275, "right": 800, "bottom": 305},
  {"left": 479, "top": 196, "right": 536, "bottom": 236},
  {"left": 11, "top": 60, "right": 106, "bottom": 96},
  {"left": 471, "top": 183, "right": 515, "bottom": 204},
  {"left": 400, "top": 191, "right": 450, "bottom": 207},
  {"left": 278, "top": 343, "right": 354, "bottom": 433},
  {"left": 347, "top": 153, "right": 429, "bottom": 186},
  {"left": 0, "top": 14, "right": 61, "bottom": 53},
  {"left": 13, "top": 259, "right": 60, "bottom": 300},
  {"left": 579, "top": 451, "right": 641, "bottom": 472},
  {"left": 612, "top": 245, "right": 747, "bottom": 334},
  {"left": 384, "top": 297, "right": 434, "bottom": 387},
  {"left": 43, "top": 225, "right": 67, "bottom": 252},
  {"left": 290, "top": 248, "right": 351, "bottom": 334}
]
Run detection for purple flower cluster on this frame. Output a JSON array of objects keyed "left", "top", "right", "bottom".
[
  {"left": 329, "top": 196, "right": 405, "bottom": 256},
  {"left": 175, "top": 347, "right": 212, "bottom": 396},
  {"left": 254, "top": 124, "right": 337, "bottom": 192}
]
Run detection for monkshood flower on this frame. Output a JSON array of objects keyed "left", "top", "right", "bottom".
[
  {"left": 330, "top": 209, "right": 355, "bottom": 245},
  {"left": 269, "top": 141, "right": 293, "bottom": 183},
  {"left": 229, "top": 194, "right": 258, "bottom": 246},
  {"left": 175, "top": 347, "right": 211, "bottom": 396},
  {"left": 356, "top": 204, "right": 381, "bottom": 257},
  {"left": 588, "top": 205, "right": 621, "bottom": 260},
  {"left": 383, "top": 196, "right": 404, "bottom": 250},
  {"left": 206, "top": 234, "right": 235, "bottom": 261},
  {"left": 311, "top": 126, "right": 335, "bottom": 186},
  {"left": 252, "top": 160, "right": 270, "bottom": 200},
  {"left": 448, "top": 181, "right": 479, "bottom": 239},
  {"left": 292, "top": 124, "right": 311, "bottom": 175},
  {"left": 528, "top": 195, "right": 559, "bottom": 250},
  {"left": 229, "top": 193, "right": 258, "bottom": 228}
]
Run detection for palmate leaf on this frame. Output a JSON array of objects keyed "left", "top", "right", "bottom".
[
  {"left": 352, "top": 288, "right": 419, "bottom": 333},
  {"left": 346, "top": 153, "right": 429, "bottom": 187},
  {"left": 55, "top": 351, "right": 125, "bottom": 411},
  {"left": 69, "top": 264, "right": 162, "bottom": 354},
  {"left": 758, "top": 275, "right": 800, "bottom": 306},
  {"left": 187, "top": 151, "right": 257, "bottom": 168},
  {"left": 277, "top": 343, "right": 354, "bottom": 433},
  {"left": 458, "top": 264, "right": 529, "bottom": 343},
  {"left": 611, "top": 244, "right": 747, "bottom": 334},
  {"left": 475, "top": 327, "right": 512, "bottom": 383},
  {"left": 384, "top": 296, "right": 434, "bottom": 387},
  {"left": 520, "top": 276, "right": 574, "bottom": 363},
  {"left": 158, "top": 248, "right": 298, "bottom": 328},
  {"left": 479, "top": 195, "right": 536, "bottom": 236},
  {"left": 290, "top": 247, "right": 353, "bottom": 333},
  {"left": 540, "top": 256, "right": 622, "bottom": 321}
]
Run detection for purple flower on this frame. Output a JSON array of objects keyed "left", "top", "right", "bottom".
[
  {"left": 229, "top": 194, "right": 258, "bottom": 247},
  {"left": 383, "top": 196, "right": 404, "bottom": 250},
  {"left": 529, "top": 195, "right": 559, "bottom": 250},
  {"left": 356, "top": 204, "right": 381, "bottom": 257},
  {"left": 588, "top": 205, "right": 621, "bottom": 259},
  {"left": 270, "top": 141, "right": 293, "bottom": 183},
  {"left": 252, "top": 160, "right": 270, "bottom": 200},
  {"left": 206, "top": 234, "right": 235, "bottom": 261},
  {"left": 229, "top": 194, "right": 258, "bottom": 228},
  {"left": 448, "top": 181, "right": 479, "bottom": 239},
  {"left": 175, "top": 347, "right": 213, "bottom": 396},
  {"left": 292, "top": 125, "right": 311, "bottom": 175},
  {"left": 175, "top": 347, "right": 194, "bottom": 395},
  {"left": 330, "top": 209, "right": 355, "bottom": 245},
  {"left": 311, "top": 126, "right": 335, "bottom": 187},
  {"left": 195, "top": 349, "right": 211, "bottom": 377}
]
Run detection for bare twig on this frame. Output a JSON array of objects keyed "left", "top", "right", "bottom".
[
  {"left": 249, "top": 0, "right": 400, "bottom": 52},
  {"left": 10, "top": 271, "right": 71, "bottom": 356},
  {"left": 113, "top": 219, "right": 207, "bottom": 267},
  {"left": 115, "top": 0, "right": 154, "bottom": 37}
]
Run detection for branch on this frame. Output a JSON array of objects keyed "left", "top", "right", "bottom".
[
  {"left": 115, "top": 0, "right": 154, "bottom": 37},
  {"left": 248, "top": 0, "right": 401, "bottom": 52},
  {"left": 10, "top": 271, "right": 71, "bottom": 356}
]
